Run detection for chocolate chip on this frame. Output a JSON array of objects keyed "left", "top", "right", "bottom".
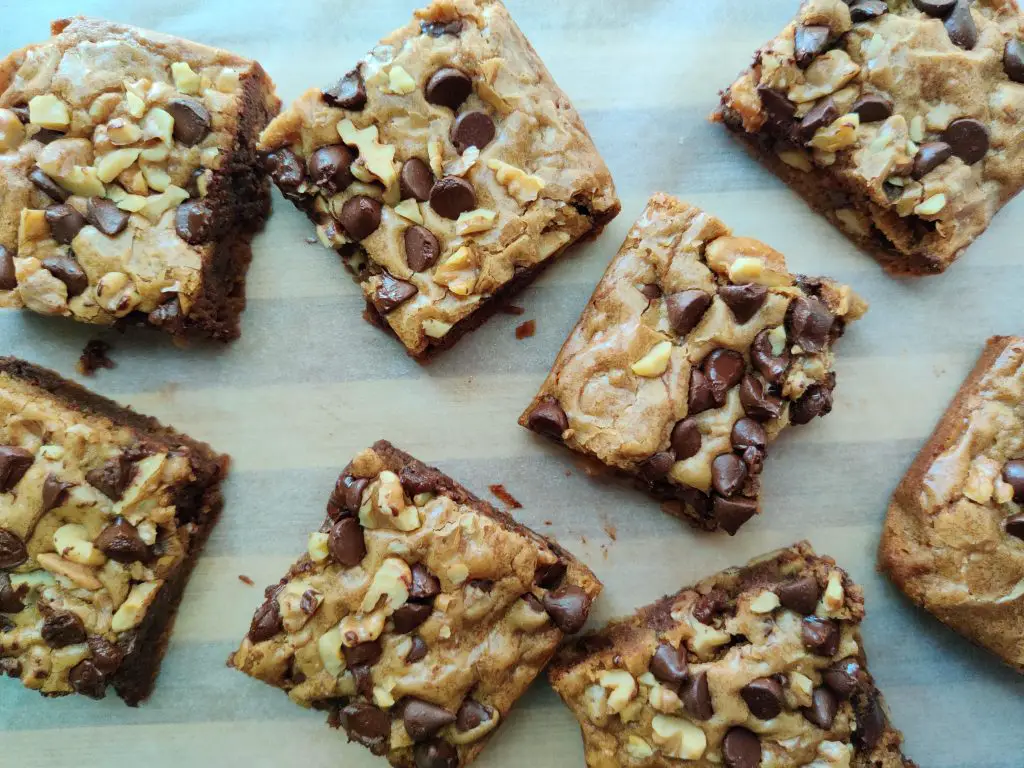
[
  {"left": 430, "top": 176, "right": 477, "bottom": 220},
  {"left": 0, "top": 245, "right": 15, "bottom": 290},
  {"left": 802, "top": 616, "right": 840, "bottom": 656},
  {"left": 1003, "top": 459, "right": 1024, "bottom": 499},
  {"left": 451, "top": 111, "right": 495, "bottom": 154},
  {"left": 371, "top": 272, "right": 418, "bottom": 314},
  {"left": 328, "top": 517, "right": 366, "bottom": 567},
  {"left": 0, "top": 529, "right": 28, "bottom": 569},
  {"left": 308, "top": 144, "right": 355, "bottom": 194},
  {"left": 666, "top": 289, "right": 711, "bottom": 335},
  {"left": 87, "top": 197, "right": 130, "bottom": 237},
  {"left": 44, "top": 203, "right": 86, "bottom": 244},
  {"left": 535, "top": 558, "right": 568, "bottom": 588},
  {"left": 41, "top": 610, "right": 87, "bottom": 647},
  {"left": 175, "top": 199, "right": 214, "bottom": 245},
  {"left": 786, "top": 296, "right": 833, "bottom": 353},
  {"left": 723, "top": 727, "right": 762, "bottom": 768},
  {"left": 823, "top": 657, "right": 864, "bottom": 699},
  {"left": 344, "top": 639, "right": 382, "bottom": 667},
  {"left": 739, "top": 375, "right": 783, "bottom": 422},
  {"left": 265, "top": 148, "right": 306, "bottom": 191},
  {"left": 680, "top": 669, "right": 713, "bottom": 719},
  {"left": 340, "top": 702, "right": 390, "bottom": 755},
  {"left": 671, "top": 418, "right": 702, "bottom": 460},
  {"left": 0, "top": 445, "right": 34, "bottom": 493},
  {"left": 795, "top": 25, "right": 830, "bottom": 68},
  {"left": 851, "top": 94, "right": 893, "bottom": 123},
  {"left": 777, "top": 575, "right": 821, "bottom": 615},
  {"left": 542, "top": 584, "right": 591, "bottom": 634},
  {"left": 11, "top": 105, "right": 29, "bottom": 123},
  {"left": 911, "top": 141, "right": 953, "bottom": 180},
  {"left": 68, "top": 659, "right": 107, "bottom": 699},
  {"left": 944, "top": 0, "right": 977, "bottom": 49},
  {"left": 703, "top": 349, "right": 746, "bottom": 403},
  {"left": 28, "top": 167, "right": 70, "bottom": 202},
  {"left": 757, "top": 85, "right": 796, "bottom": 128},
  {"left": 913, "top": 0, "right": 956, "bottom": 14},
  {"left": 331, "top": 475, "right": 369, "bottom": 519},
  {"left": 41, "top": 474, "right": 73, "bottom": 512},
  {"left": 405, "top": 225, "right": 441, "bottom": 272},
  {"left": 248, "top": 596, "right": 283, "bottom": 642},
  {"left": 804, "top": 686, "right": 839, "bottom": 729},
  {"left": 407, "top": 635, "right": 429, "bottom": 662},
  {"left": 403, "top": 699, "right": 457, "bottom": 741},
  {"left": 86, "top": 635, "right": 124, "bottom": 675},
  {"left": 693, "top": 589, "right": 727, "bottom": 625},
  {"left": 526, "top": 396, "right": 569, "bottom": 439},
  {"left": 719, "top": 283, "right": 767, "bottom": 324},
  {"left": 790, "top": 382, "right": 834, "bottom": 425},
  {"left": 399, "top": 465, "right": 437, "bottom": 497},
  {"left": 855, "top": 693, "right": 887, "bottom": 750},
  {"left": 712, "top": 453, "right": 748, "bottom": 497},
  {"left": 731, "top": 418, "right": 767, "bottom": 452},
  {"left": 425, "top": 67, "right": 473, "bottom": 110},
  {"left": 41, "top": 254, "right": 88, "bottom": 296},
  {"left": 714, "top": 495, "right": 759, "bottom": 534},
  {"left": 639, "top": 283, "right": 662, "bottom": 300},
  {"left": 742, "top": 677, "right": 785, "bottom": 720},
  {"left": 33, "top": 129, "right": 66, "bottom": 145},
  {"left": 640, "top": 451, "right": 675, "bottom": 481},
  {"left": 942, "top": 118, "right": 989, "bottom": 164},
  {"left": 414, "top": 739, "right": 458, "bottom": 768},
  {"left": 94, "top": 517, "right": 149, "bottom": 563},
  {"left": 166, "top": 98, "right": 211, "bottom": 146},
  {"left": 456, "top": 699, "right": 491, "bottom": 731},
  {"left": 410, "top": 563, "right": 442, "bottom": 601},
  {"left": 1005, "top": 39, "right": 1024, "bottom": 83},
  {"left": 323, "top": 68, "right": 367, "bottom": 110},
  {"left": 86, "top": 455, "right": 133, "bottom": 500},
  {"left": 799, "top": 97, "right": 838, "bottom": 140},
  {"left": 649, "top": 642, "right": 688, "bottom": 687},
  {"left": 401, "top": 158, "right": 436, "bottom": 202},
  {"left": 340, "top": 195, "right": 382, "bottom": 240},
  {"left": 0, "top": 572, "right": 25, "bottom": 613},
  {"left": 1004, "top": 514, "right": 1024, "bottom": 540},
  {"left": 688, "top": 368, "right": 717, "bottom": 415},
  {"left": 421, "top": 20, "right": 464, "bottom": 37},
  {"left": 849, "top": 0, "right": 888, "bottom": 21},
  {"left": 393, "top": 602, "right": 432, "bottom": 634}
]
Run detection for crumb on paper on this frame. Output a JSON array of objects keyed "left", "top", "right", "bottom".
[
  {"left": 158, "top": 381, "right": 180, "bottom": 400},
  {"left": 77, "top": 339, "right": 115, "bottom": 376},
  {"left": 238, "top": 574, "right": 255, "bottom": 586},
  {"left": 515, "top": 319, "right": 536, "bottom": 339},
  {"left": 543, "top": 520, "right": 553, "bottom": 526},
  {"left": 501, "top": 303, "right": 526, "bottom": 316},
  {"left": 603, "top": 522, "right": 617, "bottom": 541},
  {"left": 306, "top": 235, "right": 318, "bottom": 245},
  {"left": 564, "top": 470, "right": 572, "bottom": 477},
  {"left": 601, "top": 544, "right": 609, "bottom": 560},
  {"left": 488, "top": 483, "right": 522, "bottom": 509},
  {"left": 580, "top": 534, "right": 588, "bottom": 545}
]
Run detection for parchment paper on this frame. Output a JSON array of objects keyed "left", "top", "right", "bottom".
[{"left": 1, "top": 1, "right": 1022, "bottom": 766}]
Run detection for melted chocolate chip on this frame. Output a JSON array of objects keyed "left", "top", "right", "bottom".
[
  {"left": 264, "top": 148, "right": 306, "bottom": 192},
  {"left": 682, "top": 670, "right": 713, "bottom": 720},
  {"left": 430, "top": 176, "right": 477, "bottom": 219},
  {"left": 790, "top": 382, "right": 834, "bottom": 425},
  {"left": 739, "top": 375, "right": 783, "bottom": 422},
  {"left": 944, "top": 0, "right": 978, "bottom": 49},
  {"left": 456, "top": 699, "right": 491, "bottom": 732},
  {"left": 371, "top": 272, "right": 418, "bottom": 314},
  {"left": 41, "top": 610, "right": 87, "bottom": 648},
  {"left": 723, "top": 727, "right": 762, "bottom": 768},
  {"left": 712, "top": 453, "right": 748, "bottom": 497},
  {"left": 742, "top": 677, "right": 785, "bottom": 719},
  {"left": 703, "top": 349, "right": 746, "bottom": 404},
  {"left": 649, "top": 642, "right": 688, "bottom": 687},
  {"left": 777, "top": 575, "right": 821, "bottom": 615},
  {"left": 87, "top": 197, "right": 130, "bottom": 236},
  {"left": 323, "top": 68, "right": 368, "bottom": 110},
  {"left": 849, "top": 0, "right": 888, "bottom": 22},
  {"left": 425, "top": 67, "right": 473, "bottom": 110},
  {"left": 0, "top": 245, "right": 15, "bottom": 290},
  {"left": 542, "top": 585, "right": 591, "bottom": 634},
  {"left": 851, "top": 94, "right": 893, "bottom": 123},
  {"left": 405, "top": 225, "right": 441, "bottom": 272},
  {"left": 671, "top": 417, "right": 702, "bottom": 460},
  {"left": 41, "top": 254, "right": 88, "bottom": 296},
  {"left": 328, "top": 517, "right": 366, "bottom": 566},
  {"left": 45, "top": 204, "right": 86, "bottom": 244},
  {"left": 308, "top": 145, "right": 355, "bottom": 194},
  {"left": 95, "top": 517, "right": 149, "bottom": 563},
  {"left": 802, "top": 616, "right": 840, "bottom": 656},
  {"left": 804, "top": 686, "right": 839, "bottom": 729},
  {"left": 0, "top": 529, "right": 28, "bottom": 569},
  {"left": 688, "top": 368, "right": 717, "bottom": 415},
  {"left": 751, "top": 329, "right": 791, "bottom": 383},
  {"left": 403, "top": 699, "right": 456, "bottom": 741},
  {"left": 450, "top": 111, "right": 496, "bottom": 154},
  {"left": 86, "top": 455, "right": 134, "bottom": 500},
  {"left": 340, "top": 702, "right": 390, "bottom": 755},
  {"left": 823, "top": 657, "right": 864, "bottom": 699},
  {"left": 526, "top": 397, "right": 569, "bottom": 439},
  {"left": 414, "top": 739, "right": 459, "bottom": 768},
  {"left": 393, "top": 602, "right": 432, "bottom": 634},
  {"left": 175, "top": 200, "right": 214, "bottom": 244},
  {"left": 714, "top": 496, "right": 758, "bottom": 535},
  {"left": 1005, "top": 39, "right": 1024, "bottom": 83},
  {"left": 719, "top": 283, "right": 768, "bottom": 323},
  {"left": 666, "top": 289, "right": 712, "bottom": 336},
  {"left": 166, "top": 98, "right": 211, "bottom": 146},
  {"left": 912, "top": 141, "right": 953, "bottom": 179},
  {"left": 409, "top": 564, "right": 442, "bottom": 602},
  {"left": 400, "top": 158, "right": 436, "bottom": 202},
  {"left": 795, "top": 25, "right": 830, "bottom": 68},
  {"left": 0, "top": 446, "right": 34, "bottom": 493},
  {"left": 248, "top": 596, "right": 283, "bottom": 642},
  {"left": 41, "top": 474, "right": 73, "bottom": 513}
]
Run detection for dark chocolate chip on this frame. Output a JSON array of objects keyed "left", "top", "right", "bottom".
[
  {"left": 542, "top": 584, "right": 591, "bottom": 634},
  {"left": 703, "top": 349, "right": 746, "bottom": 403},
  {"left": 32, "top": 129, "right": 65, "bottom": 145},
  {"left": 0, "top": 245, "right": 15, "bottom": 290},
  {"left": 666, "top": 289, "right": 711, "bottom": 335},
  {"left": 790, "top": 383, "right": 834, "bottom": 425},
  {"left": 856, "top": 694, "right": 887, "bottom": 750},
  {"left": 11, "top": 105, "right": 29, "bottom": 123},
  {"left": 714, "top": 495, "right": 759, "bottom": 534},
  {"left": 0, "top": 657, "right": 21, "bottom": 678},
  {"left": 86, "top": 456, "right": 133, "bottom": 500},
  {"left": 682, "top": 670, "right": 713, "bottom": 720},
  {"left": 719, "top": 284, "right": 768, "bottom": 324},
  {"left": 742, "top": 677, "right": 785, "bottom": 720},
  {"left": 68, "top": 659, "right": 107, "bottom": 699},
  {"left": 425, "top": 67, "right": 473, "bottom": 110},
  {"left": 421, "top": 20, "right": 464, "bottom": 37},
  {"left": 41, "top": 610, "right": 87, "bottom": 648},
  {"left": 328, "top": 517, "right": 366, "bottom": 567},
  {"left": 175, "top": 200, "right": 214, "bottom": 244},
  {"left": 802, "top": 616, "right": 840, "bottom": 656},
  {"left": 944, "top": 0, "right": 978, "bottom": 49},
  {"left": 688, "top": 368, "right": 717, "bottom": 415},
  {"left": 795, "top": 25, "right": 830, "bottom": 68},
  {"left": 526, "top": 397, "right": 569, "bottom": 439},
  {"left": 1002, "top": 459, "right": 1024, "bottom": 500},
  {"left": 148, "top": 295, "right": 183, "bottom": 331},
  {"left": 29, "top": 167, "right": 70, "bottom": 202},
  {"left": 407, "top": 635, "right": 429, "bottom": 662},
  {"left": 94, "top": 518, "right": 149, "bottom": 563},
  {"left": 849, "top": 0, "right": 888, "bottom": 21},
  {"left": 799, "top": 97, "right": 838, "bottom": 140},
  {"left": 323, "top": 68, "right": 367, "bottom": 111},
  {"left": 0, "top": 529, "right": 28, "bottom": 569},
  {"left": 41, "top": 474, "right": 73, "bottom": 513},
  {"left": 401, "top": 158, "right": 436, "bottom": 202},
  {"left": 535, "top": 558, "right": 568, "bottom": 588},
  {"left": 332, "top": 475, "right": 369, "bottom": 518},
  {"left": 639, "top": 283, "right": 662, "bottom": 300},
  {"left": 521, "top": 592, "right": 545, "bottom": 614},
  {"left": 409, "top": 564, "right": 442, "bottom": 601},
  {"left": 405, "top": 225, "right": 441, "bottom": 272},
  {"left": 786, "top": 296, "right": 834, "bottom": 353},
  {"left": 44, "top": 204, "right": 86, "bottom": 244},
  {"left": 393, "top": 602, "right": 432, "bottom": 634},
  {"left": 757, "top": 85, "right": 796, "bottom": 127},
  {"left": 1005, "top": 513, "right": 1024, "bottom": 540},
  {"left": 0, "top": 445, "right": 34, "bottom": 493},
  {"left": 340, "top": 195, "right": 382, "bottom": 240},
  {"left": 344, "top": 639, "right": 382, "bottom": 667},
  {"left": 450, "top": 111, "right": 495, "bottom": 154},
  {"left": 851, "top": 94, "right": 893, "bottom": 123},
  {"left": 88, "top": 635, "right": 124, "bottom": 674},
  {"left": 912, "top": 141, "right": 953, "bottom": 180},
  {"left": 649, "top": 642, "right": 688, "bottom": 687},
  {"left": 300, "top": 589, "right": 319, "bottom": 616},
  {"left": 0, "top": 572, "right": 25, "bottom": 613},
  {"left": 777, "top": 575, "right": 821, "bottom": 615},
  {"left": 41, "top": 254, "right": 88, "bottom": 296},
  {"left": 804, "top": 686, "right": 839, "bottom": 729},
  {"left": 723, "top": 727, "right": 762, "bottom": 768},
  {"left": 430, "top": 175, "right": 477, "bottom": 219},
  {"left": 739, "top": 375, "right": 783, "bottom": 422},
  {"left": 823, "top": 657, "right": 864, "bottom": 699},
  {"left": 1005, "top": 39, "right": 1024, "bottom": 83},
  {"left": 371, "top": 272, "right": 418, "bottom": 314},
  {"left": 264, "top": 148, "right": 306, "bottom": 191},
  {"left": 742, "top": 446, "right": 765, "bottom": 474},
  {"left": 456, "top": 699, "right": 491, "bottom": 732},
  {"left": 731, "top": 418, "right": 767, "bottom": 452},
  {"left": 166, "top": 98, "right": 211, "bottom": 146},
  {"left": 712, "top": 453, "right": 748, "bottom": 497},
  {"left": 248, "top": 597, "right": 283, "bottom": 642},
  {"left": 671, "top": 418, "right": 702, "bottom": 460},
  {"left": 308, "top": 144, "right": 355, "bottom": 194},
  {"left": 693, "top": 589, "right": 727, "bottom": 624},
  {"left": 913, "top": 0, "right": 956, "bottom": 14},
  {"left": 942, "top": 118, "right": 989, "bottom": 164},
  {"left": 403, "top": 699, "right": 457, "bottom": 741},
  {"left": 414, "top": 739, "right": 459, "bottom": 768},
  {"left": 87, "top": 197, "right": 130, "bottom": 237},
  {"left": 640, "top": 451, "right": 675, "bottom": 481},
  {"left": 340, "top": 702, "right": 390, "bottom": 755}
]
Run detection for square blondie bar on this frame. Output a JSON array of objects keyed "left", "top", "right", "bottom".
[
  {"left": 258, "top": 0, "right": 620, "bottom": 358},
  {"left": 716, "top": 0, "right": 1024, "bottom": 274},
  {"left": 229, "top": 440, "right": 601, "bottom": 767},
  {"left": 0, "top": 17, "right": 280, "bottom": 339},
  {"left": 520, "top": 194, "right": 866, "bottom": 535},
  {"left": 0, "top": 357, "right": 227, "bottom": 704}
]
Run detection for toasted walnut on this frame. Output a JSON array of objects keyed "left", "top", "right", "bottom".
[
  {"left": 308, "top": 532, "right": 330, "bottom": 562},
  {"left": 96, "top": 149, "right": 142, "bottom": 183},
  {"left": 809, "top": 113, "right": 859, "bottom": 152},
  {"left": 386, "top": 65, "right": 417, "bottom": 94},
  {"left": 583, "top": 684, "right": 610, "bottom": 726},
  {"left": 35, "top": 552, "right": 101, "bottom": 590},
  {"left": 455, "top": 208, "right": 497, "bottom": 236},
  {"left": 170, "top": 62, "right": 202, "bottom": 95},
  {"left": 360, "top": 557, "right": 412, "bottom": 614},
  {"left": 394, "top": 199, "right": 423, "bottom": 224},
  {"left": 597, "top": 669, "right": 637, "bottom": 714},
  {"left": 139, "top": 185, "right": 189, "bottom": 222},
  {"left": 111, "top": 580, "right": 162, "bottom": 632},
  {"left": 434, "top": 246, "right": 477, "bottom": 296},
  {"left": 317, "top": 626, "right": 346, "bottom": 676},
  {"left": 914, "top": 193, "right": 947, "bottom": 217},
  {"left": 822, "top": 570, "right": 845, "bottom": 614},
  {"left": 53, "top": 524, "right": 106, "bottom": 567},
  {"left": 631, "top": 340, "right": 673, "bottom": 377},
  {"left": 279, "top": 581, "right": 323, "bottom": 632},
  {"left": 749, "top": 590, "right": 781, "bottom": 614},
  {"left": 141, "top": 108, "right": 174, "bottom": 146},
  {"left": 799, "top": 0, "right": 852, "bottom": 34},
  {"left": 0, "top": 108, "right": 25, "bottom": 150},
  {"left": 488, "top": 158, "right": 546, "bottom": 204},
  {"left": 648, "top": 682, "right": 683, "bottom": 713},
  {"left": 338, "top": 611, "right": 386, "bottom": 646},
  {"left": 538, "top": 230, "right": 571, "bottom": 259},
  {"left": 95, "top": 272, "right": 141, "bottom": 317},
  {"left": 28, "top": 94, "right": 71, "bottom": 129},
  {"left": 778, "top": 147, "right": 813, "bottom": 172},
  {"left": 107, "top": 118, "right": 143, "bottom": 146},
  {"left": 507, "top": 596, "right": 550, "bottom": 631},
  {"left": 449, "top": 705, "right": 501, "bottom": 745},
  {"left": 360, "top": 471, "right": 421, "bottom": 531},
  {"left": 422, "top": 319, "right": 453, "bottom": 339},
  {"left": 625, "top": 735, "right": 655, "bottom": 759},
  {"left": 651, "top": 715, "right": 707, "bottom": 760},
  {"left": 338, "top": 119, "right": 397, "bottom": 188},
  {"left": 685, "top": 614, "right": 731, "bottom": 658},
  {"left": 789, "top": 50, "right": 860, "bottom": 103}
]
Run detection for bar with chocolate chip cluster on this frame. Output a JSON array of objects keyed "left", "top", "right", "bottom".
[
  {"left": 715, "top": 0, "right": 1024, "bottom": 275},
  {"left": 548, "top": 542, "right": 916, "bottom": 768},
  {"left": 257, "top": 0, "right": 620, "bottom": 358},
  {"left": 229, "top": 440, "right": 601, "bottom": 768},
  {"left": 0, "top": 357, "right": 227, "bottom": 704},
  {"left": 880, "top": 335, "right": 1024, "bottom": 672},
  {"left": 0, "top": 17, "right": 280, "bottom": 340},
  {"left": 519, "top": 194, "right": 866, "bottom": 535}
]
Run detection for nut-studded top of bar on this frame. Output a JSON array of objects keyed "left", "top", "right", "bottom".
[
  {"left": 549, "top": 542, "right": 915, "bottom": 768},
  {"left": 520, "top": 194, "right": 866, "bottom": 535},
  {"left": 229, "top": 440, "right": 601, "bottom": 768},
  {"left": 0, "top": 357, "right": 225, "bottom": 702},
  {"left": 0, "top": 17, "right": 278, "bottom": 332},
  {"left": 257, "top": 0, "right": 620, "bottom": 357},
  {"left": 719, "top": 0, "right": 1024, "bottom": 273},
  {"left": 879, "top": 335, "right": 1024, "bottom": 672}
]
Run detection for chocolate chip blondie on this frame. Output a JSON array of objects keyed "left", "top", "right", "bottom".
[
  {"left": 549, "top": 542, "right": 915, "bottom": 768},
  {"left": 716, "top": 0, "right": 1024, "bottom": 275},
  {"left": 0, "top": 17, "right": 280, "bottom": 340},
  {"left": 257, "top": 0, "right": 620, "bottom": 358},
  {"left": 519, "top": 194, "right": 866, "bottom": 535},
  {"left": 229, "top": 440, "right": 601, "bottom": 767},
  {"left": 0, "top": 357, "right": 227, "bottom": 704},
  {"left": 879, "top": 335, "right": 1024, "bottom": 672}
]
